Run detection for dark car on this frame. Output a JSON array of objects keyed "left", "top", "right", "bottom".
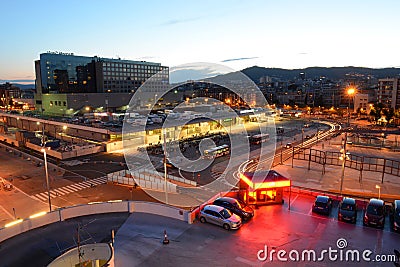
[
  {"left": 213, "top": 197, "right": 254, "bottom": 220},
  {"left": 363, "top": 198, "right": 385, "bottom": 228},
  {"left": 312, "top": 196, "right": 332, "bottom": 215},
  {"left": 284, "top": 143, "right": 292, "bottom": 149},
  {"left": 338, "top": 197, "right": 357, "bottom": 223},
  {"left": 390, "top": 200, "right": 400, "bottom": 232}
]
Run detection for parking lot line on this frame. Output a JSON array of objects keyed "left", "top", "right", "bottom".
[
  {"left": 308, "top": 208, "right": 313, "bottom": 215},
  {"left": 0, "top": 205, "right": 14, "bottom": 219},
  {"left": 290, "top": 194, "right": 299, "bottom": 206},
  {"left": 235, "top": 256, "right": 260, "bottom": 266}
]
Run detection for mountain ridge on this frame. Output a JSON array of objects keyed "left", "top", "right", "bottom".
[{"left": 241, "top": 66, "right": 400, "bottom": 82}]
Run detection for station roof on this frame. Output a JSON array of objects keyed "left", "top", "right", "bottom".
[{"left": 240, "top": 170, "right": 291, "bottom": 190}]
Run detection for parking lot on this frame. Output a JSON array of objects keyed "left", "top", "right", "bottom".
[
  {"left": 114, "top": 193, "right": 400, "bottom": 266},
  {"left": 287, "top": 193, "right": 396, "bottom": 232}
]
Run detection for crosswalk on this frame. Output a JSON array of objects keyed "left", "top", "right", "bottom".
[{"left": 31, "top": 176, "right": 108, "bottom": 202}]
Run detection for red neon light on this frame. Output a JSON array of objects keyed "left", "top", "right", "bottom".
[
  {"left": 240, "top": 173, "right": 253, "bottom": 188},
  {"left": 254, "top": 180, "right": 291, "bottom": 189},
  {"left": 240, "top": 173, "right": 291, "bottom": 189}
]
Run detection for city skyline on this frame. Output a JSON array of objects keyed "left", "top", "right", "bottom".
[{"left": 1, "top": 0, "right": 400, "bottom": 83}]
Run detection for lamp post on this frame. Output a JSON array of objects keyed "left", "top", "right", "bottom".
[
  {"left": 41, "top": 147, "right": 52, "bottom": 212},
  {"left": 346, "top": 87, "right": 356, "bottom": 127},
  {"left": 162, "top": 128, "right": 168, "bottom": 204},
  {"left": 375, "top": 184, "right": 381, "bottom": 199},
  {"left": 62, "top": 125, "right": 67, "bottom": 142},
  {"left": 339, "top": 133, "right": 348, "bottom": 196},
  {"left": 280, "top": 137, "right": 283, "bottom": 164}
]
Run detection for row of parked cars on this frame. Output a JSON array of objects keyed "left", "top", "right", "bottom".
[
  {"left": 199, "top": 197, "right": 254, "bottom": 230},
  {"left": 312, "top": 195, "right": 400, "bottom": 231}
]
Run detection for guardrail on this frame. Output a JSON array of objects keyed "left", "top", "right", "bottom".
[
  {"left": 292, "top": 147, "right": 400, "bottom": 182},
  {"left": 0, "top": 201, "right": 190, "bottom": 243}
]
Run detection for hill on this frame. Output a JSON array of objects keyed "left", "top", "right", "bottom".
[{"left": 241, "top": 66, "right": 400, "bottom": 82}]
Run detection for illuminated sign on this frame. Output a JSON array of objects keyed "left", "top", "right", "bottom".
[{"left": 240, "top": 173, "right": 291, "bottom": 189}]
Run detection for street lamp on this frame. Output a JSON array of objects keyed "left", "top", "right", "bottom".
[
  {"left": 62, "top": 125, "right": 67, "bottom": 142},
  {"left": 346, "top": 87, "right": 356, "bottom": 126},
  {"left": 41, "top": 147, "right": 52, "bottom": 212},
  {"left": 375, "top": 184, "right": 381, "bottom": 199},
  {"left": 339, "top": 138, "right": 350, "bottom": 196}
]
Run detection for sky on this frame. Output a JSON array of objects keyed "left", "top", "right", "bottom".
[{"left": 1, "top": 0, "right": 400, "bottom": 83}]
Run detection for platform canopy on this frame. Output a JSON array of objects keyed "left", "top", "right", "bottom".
[{"left": 240, "top": 170, "right": 291, "bottom": 190}]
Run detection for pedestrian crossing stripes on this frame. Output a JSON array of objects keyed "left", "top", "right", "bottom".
[{"left": 31, "top": 176, "right": 107, "bottom": 202}]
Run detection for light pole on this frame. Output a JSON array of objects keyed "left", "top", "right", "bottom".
[
  {"left": 162, "top": 128, "right": 168, "bottom": 204},
  {"left": 41, "top": 147, "right": 52, "bottom": 212},
  {"left": 280, "top": 137, "right": 283, "bottom": 164},
  {"left": 375, "top": 185, "right": 381, "bottom": 199},
  {"left": 339, "top": 133, "right": 348, "bottom": 196},
  {"left": 346, "top": 87, "right": 355, "bottom": 127},
  {"left": 62, "top": 125, "right": 67, "bottom": 142}
]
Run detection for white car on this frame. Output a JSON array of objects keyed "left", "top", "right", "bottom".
[{"left": 199, "top": 205, "right": 242, "bottom": 230}]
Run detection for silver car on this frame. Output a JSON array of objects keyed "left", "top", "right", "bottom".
[{"left": 199, "top": 204, "right": 242, "bottom": 230}]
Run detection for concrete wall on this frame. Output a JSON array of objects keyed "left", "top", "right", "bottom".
[
  {"left": 0, "top": 201, "right": 191, "bottom": 243},
  {"left": 26, "top": 141, "right": 103, "bottom": 160}
]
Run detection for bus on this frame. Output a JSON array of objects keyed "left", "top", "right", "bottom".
[
  {"left": 202, "top": 144, "right": 230, "bottom": 159},
  {"left": 249, "top": 133, "right": 270, "bottom": 145}
]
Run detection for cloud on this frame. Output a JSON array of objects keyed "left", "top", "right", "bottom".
[
  {"left": 169, "top": 62, "right": 233, "bottom": 84},
  {"left": 221, "top": 57, "right": 259, "bottom": 63},
  {"left": 0, "top": 79, "right": 35, "bottom": 84},
  {"left": 160, "top": 16, "right": 202, "bottom": 26}
]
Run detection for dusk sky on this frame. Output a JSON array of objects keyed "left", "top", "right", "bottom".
[{"left": 1, "top": 0, "right": 400, "bottom": 83}]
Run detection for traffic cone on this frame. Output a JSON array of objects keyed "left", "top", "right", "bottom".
[{"left": 163, "top": 230, "right": 169, "bottom": 244}]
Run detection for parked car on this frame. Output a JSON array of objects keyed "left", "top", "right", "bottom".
[
  {"left": 284, "top": 143, "right": 292, "bottom": 149},
  {"left": 312, "top": 196, "right": 332, "bottom": 215},
  {"left": 390, "top": 200, "right": 400, "bottom": 232},
  {"left": 338, "top": 197, "right": 357, "bottom": 223},
  {"left": 363, "top": 198, "right": 385, "bottom": 228},
  {"left": 213, "top": 197, "right": 254, "bottom": 220},
  {"left": 199, "top": 205, "right": 242, "bottom": 230}
]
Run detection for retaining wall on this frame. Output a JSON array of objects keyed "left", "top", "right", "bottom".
[{"left": 0, "top": 201, "right": 191, "bottom": 243}]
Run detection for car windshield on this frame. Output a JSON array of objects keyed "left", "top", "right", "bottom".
[
  {"left": 220, "top": 209, "right": 232, "bottom": 219},
  {"left": 341, "top": 203, "right": 354, "bottom": 211},
  {"left": 367, "top": 205, "right": 383, "bottom": 216},
  {"left": 234, "top": 200, "right": 243, "bottom": 209},
  {"left": 315, "top": 201, "right": 327, "bottom": 207}
]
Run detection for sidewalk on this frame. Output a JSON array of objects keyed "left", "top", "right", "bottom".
[{"left": 273, "top": 158, "right": 400, "bottom": 200}]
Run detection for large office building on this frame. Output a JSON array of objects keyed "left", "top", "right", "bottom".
[
  {"left": 34, "top": 52, "right": 169, "bottom": 116},
  {"left": 377, "top": 78, "right": 400, "bottom": 109}
]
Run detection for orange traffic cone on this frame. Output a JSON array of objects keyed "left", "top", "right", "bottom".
[{"left": 163, "top": 230, "right": 169, "bottom": 244}]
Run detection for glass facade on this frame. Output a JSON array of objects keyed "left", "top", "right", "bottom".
[{"left": 38, "top": 53, "right": 169, "bottom": 94}]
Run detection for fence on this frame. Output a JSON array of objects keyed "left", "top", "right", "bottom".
[
  {"left": 291, "top": 147, "right": 400, "bottom": 182},
  {"left": 107, "top": 169, "right": 197, "bottom": 193}
]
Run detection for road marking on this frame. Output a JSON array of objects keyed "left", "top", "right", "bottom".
[
  {"left": 31, "top": 176, "right": 107, "bottom": 202},
  {"left": 290, "top": 194, "right": 299, "bottom": 206},
  {"left": 0, "top": 204, "right": 15, "bottom": 219},
  {"left": 235, "top": 256, "right": 260, "bottom": 266},
  {"left": 308, "top": 208, "right": 313, "bottom": 215}
]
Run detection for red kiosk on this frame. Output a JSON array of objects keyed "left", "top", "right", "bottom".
[{"left": 239, "top": 170, "right": 291, "bottom": 206}]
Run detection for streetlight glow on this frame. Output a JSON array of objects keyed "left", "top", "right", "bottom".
[
  {"left": 347, "top": 87, "right": 356, "bottom": 96},
  {"left": 375, "top": 185, "right": 381, "bottom": 199}
]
